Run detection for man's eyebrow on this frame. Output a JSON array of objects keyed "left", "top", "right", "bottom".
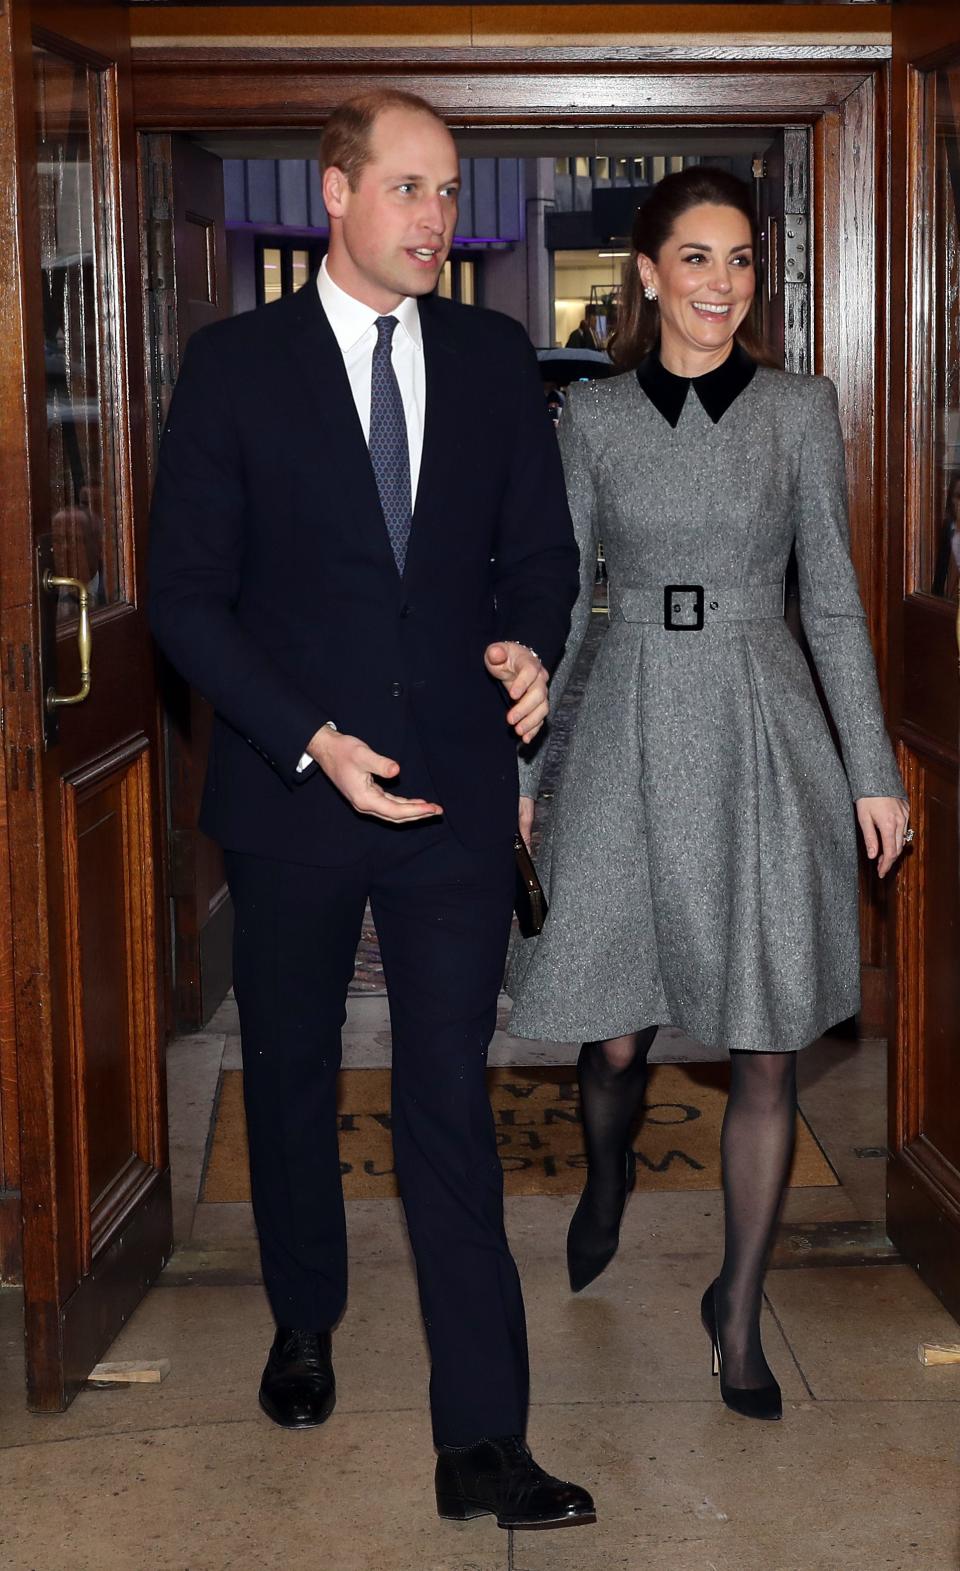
[{"left": 384, "top": 172, "right": 461, "bottom": 185}]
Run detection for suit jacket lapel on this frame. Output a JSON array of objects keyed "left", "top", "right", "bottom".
[
  {"left": 283, "top": 281, "right": 400, "bottom": 577},
  {"left": 403, "top": 295, "right": 462, "bottom": 583}
]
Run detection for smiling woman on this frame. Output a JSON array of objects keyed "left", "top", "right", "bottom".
[
  {"left": 508, "top": 162, "right": 908, "bottom": 1418},
  {"left": 610, "top": 165, "right": 777, "bottom": 375}
]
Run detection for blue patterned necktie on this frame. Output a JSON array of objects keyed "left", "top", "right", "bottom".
[{"left": 369, "top": 315, "right": 412, "bottom": 575}]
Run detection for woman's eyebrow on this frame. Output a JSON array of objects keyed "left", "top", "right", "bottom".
[{"left": 677, "top": 241, "right": 753, "bottom": 253}]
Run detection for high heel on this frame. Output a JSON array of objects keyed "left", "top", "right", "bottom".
[
  {"left": 700, "top": 1280, "right": 782, "bottom": 1421},
  {"left": 566, "top": 1147, "right": 637, "bottom": 1293}
]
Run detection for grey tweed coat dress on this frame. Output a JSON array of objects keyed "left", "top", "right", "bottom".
[{"left": 506, "top": 349, "right": 905, "bottom": 1054}]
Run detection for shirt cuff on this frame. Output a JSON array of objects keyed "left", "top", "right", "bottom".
[{"left": 296, "top": 718, "right": 337, "bottom": 776}]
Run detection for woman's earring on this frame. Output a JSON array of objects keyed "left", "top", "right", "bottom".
[{"left": 643, "top": 284, "right": 658, "bottom": 302}]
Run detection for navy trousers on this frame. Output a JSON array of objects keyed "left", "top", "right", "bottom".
[{"left": 224, "top": 806, "right": 528, "bottom": 1447}]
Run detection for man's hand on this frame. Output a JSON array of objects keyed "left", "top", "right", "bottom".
[
  {"left": 519, "top": 794, "right": 535, "bottom": 849},
  {"left": 307, "top": 725, "right": 442, "bottom": 824},
  {"left": 855, "top": 795, "right": 911, "bottom": 878},
  {"left": 485, "top": 641, "right": 550, "bottom": 745}
]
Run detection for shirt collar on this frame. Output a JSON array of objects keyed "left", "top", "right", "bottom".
[
  {"left": 636, "top": 340, "right": 757, "bottom": 428},
  {"left": 317, "top": 255, "right": 422, "bottom": 354}
]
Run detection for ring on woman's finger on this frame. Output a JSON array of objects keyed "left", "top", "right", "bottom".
[{"left": 902, "top": 826, "right": 915, "bottom": 845}]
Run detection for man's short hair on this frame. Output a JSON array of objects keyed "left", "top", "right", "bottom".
[{"left": 320, "top": 90, "right": 449, "bottom": 190}]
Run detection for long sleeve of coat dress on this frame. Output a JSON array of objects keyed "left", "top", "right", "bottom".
[
  {"left": 518, "top": 386, "right": 599, "bottom": 801},
  {"left": 795, "top": 379, "right": 905, "bottom": 802}
]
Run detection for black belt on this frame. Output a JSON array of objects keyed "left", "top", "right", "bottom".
[{"left": 608, "top": 582, "right": 785, "bottom": 631}]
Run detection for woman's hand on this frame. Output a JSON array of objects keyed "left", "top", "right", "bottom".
[
  {"left": 855, "top": 796, "right": 911, "bottom": 878},
  {"left": 519, "top": 794, "right": 535, "bottom": 849}
]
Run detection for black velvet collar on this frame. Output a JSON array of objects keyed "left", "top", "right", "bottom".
[{"left": 636, "top": 340, "right": 758, "bottom": 428}]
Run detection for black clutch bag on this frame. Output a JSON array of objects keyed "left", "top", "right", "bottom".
[{"left": 514, "top": 833, "right": 548, "bottom": 938}]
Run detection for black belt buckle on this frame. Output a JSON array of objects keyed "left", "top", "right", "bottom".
[{"left": 664, "top": 584, "right": 705, "bottom": 631}]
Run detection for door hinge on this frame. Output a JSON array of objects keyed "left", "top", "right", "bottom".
[
  {"left": 752, "top": 157, "right": 767, "bottom": 180},
  {"left": 784, "top": 217, "right": 809, "bottom": 285}
]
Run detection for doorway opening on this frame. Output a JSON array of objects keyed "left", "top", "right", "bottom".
[{"left": 138, "top": 122, "right": 888, "bottom": 1293}]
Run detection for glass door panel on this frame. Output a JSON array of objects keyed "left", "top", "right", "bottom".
[{"left": 34, "top": 44, "right": 125, "bottom": 620}]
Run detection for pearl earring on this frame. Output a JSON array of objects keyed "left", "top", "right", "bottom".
[{"left": 643, "top": 284, "right": 658, "bottom": 302}]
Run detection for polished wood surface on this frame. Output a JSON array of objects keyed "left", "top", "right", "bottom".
[
  {"left": 0, "top": 0, "right": 35, "bottom": 1290},
  {"left": 2, "top": 0, "right": 171, "bottom": 1410},
  {"left": 0, "top": 723, "right": 21, "bottom": 1283},
  {"left": 129, "top": 3, "right": 892, "bottom": 52},
  {"left": 886, "top": 0, "right": 960, "bottom": 1320}
]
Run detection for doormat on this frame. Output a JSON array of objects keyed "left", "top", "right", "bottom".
[{"left": 201, "top": 1064, "right": 837, "bottom": 1201}]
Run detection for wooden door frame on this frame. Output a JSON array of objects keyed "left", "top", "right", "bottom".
[
  {"left": 130, "top": 40, "right": 896, "bottom": 1033},
  {"left": 0, "top": 1, "right": 171, "bottom": 1399},
  {"left": 886, "top": 10, "right": 960, "bottom": 1316}
]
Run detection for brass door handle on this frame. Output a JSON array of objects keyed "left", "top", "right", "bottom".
[{"left": 42, "top": 570, "right": 92, "bottom": 709}]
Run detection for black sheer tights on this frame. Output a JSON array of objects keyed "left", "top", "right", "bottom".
[
  {"left": 583, "top": 1036, "right": 798, "bottom": 1389},
  {"left": 716, "top": 1049, "right": 797, "bottom": 1388},
  {"left": 576, "top": 1029, "right": 658, "bottom": 1222}
]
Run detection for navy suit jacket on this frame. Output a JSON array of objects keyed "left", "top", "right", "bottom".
[{"left": 148, "top": 281, "right": 579, "bottom": 864}]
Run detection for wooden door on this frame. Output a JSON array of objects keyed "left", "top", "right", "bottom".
[
  {"left": 887, "top": 0, "right": 960, "bottom": 1316},
  {"left": 1, "top": 1, "right": 170, "bottom": 1409},
  {"left": 142, "top": 133, "right": 232, "bottom": 1031}
]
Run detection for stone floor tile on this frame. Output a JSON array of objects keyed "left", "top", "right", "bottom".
[
  {"left": 186, "top": 1198, "right": 417, "bottom": 1268},
  {"left": 765, "top": 1264, "right": 960, "bottom": 1402},
  {"left": 0, "top": 1240, "right": 806, "bottom": 1452},
  {"left": 796, "top": 1038, "right": 888, "bottom": 1222},
  {"left": 504, "top": 1185, "right": 858, "bottom": 1277},
  {"left": 166, "top": 1032, "right": 226, "bottom": 1245},
  {"left": 220, "top": 1032, "right": 242, "bottom": 1071},
  {"left": 189, "top": 1201, "right": 259, "bottom": 1244},
  {"left": 204, "top": 993, "right": 240, "bottom": 1034},
  {"left": 1, "top": 1265, "right": 428, "bottom": 1449},
  {"left": 5, "top": 1396, "right": 956, "bottom": 1571},
  {"left": 0, "top": 1412, "right": 506, "bottom": 1571},
  {"left": 521, "top": 1252, "right": 807, "bottom": 1407},
  {"left": 0, "top": 1286, "right": 274, "bottom": 1450},
  {"left": 183, "top": 1182, "right": 859, "bottom": 1300},
  {"left": 488, "top": 1029, "right": 578, "bottom": 1066},
  {"left": 515, "top": 1398, "right": 960, "bottom": 1571}
]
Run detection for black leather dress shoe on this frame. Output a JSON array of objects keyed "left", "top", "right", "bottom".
[
  {"left": 435, "top": 1436, "right": 596, "bottom": 1529},
  {"left": 258, "top": 1327, "right": 336, "bottom": 1429}
]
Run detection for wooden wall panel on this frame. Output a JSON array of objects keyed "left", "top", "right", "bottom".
[
  {"left": 128, "top": 4, "right": 892, "bottom": 53},
  {"left": 889, "top": 739, "right": 960, "bottom": 1315},
  {"left": 58, "top": 741, "right": 162, "bottom": 1272}
]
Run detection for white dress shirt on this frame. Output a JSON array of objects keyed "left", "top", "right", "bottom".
[
  {"left": 298, "top": 262, "right": 426, "bottom": 772},
  {"left": 317, "top": 256, "right": 426, "bottom": 503}
]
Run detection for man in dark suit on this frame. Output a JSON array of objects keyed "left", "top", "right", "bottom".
[{"left": 149, "top": 90, "right": 593, "bottom": 1531}]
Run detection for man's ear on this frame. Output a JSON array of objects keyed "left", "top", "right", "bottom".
[{"left": 322, "top": 164, "right": 349, "bottom": 219}]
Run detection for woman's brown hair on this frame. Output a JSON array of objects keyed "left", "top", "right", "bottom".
[{"left": 608, "top": 166, "right": 776, "bottom": 371}]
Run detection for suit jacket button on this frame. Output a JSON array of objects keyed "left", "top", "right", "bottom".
[
  {"left": 391, "top": 681, "right": 404, "bottom": 698},
  {"left": 399, "top": 603, "right": 412, "bottom": 619}
]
